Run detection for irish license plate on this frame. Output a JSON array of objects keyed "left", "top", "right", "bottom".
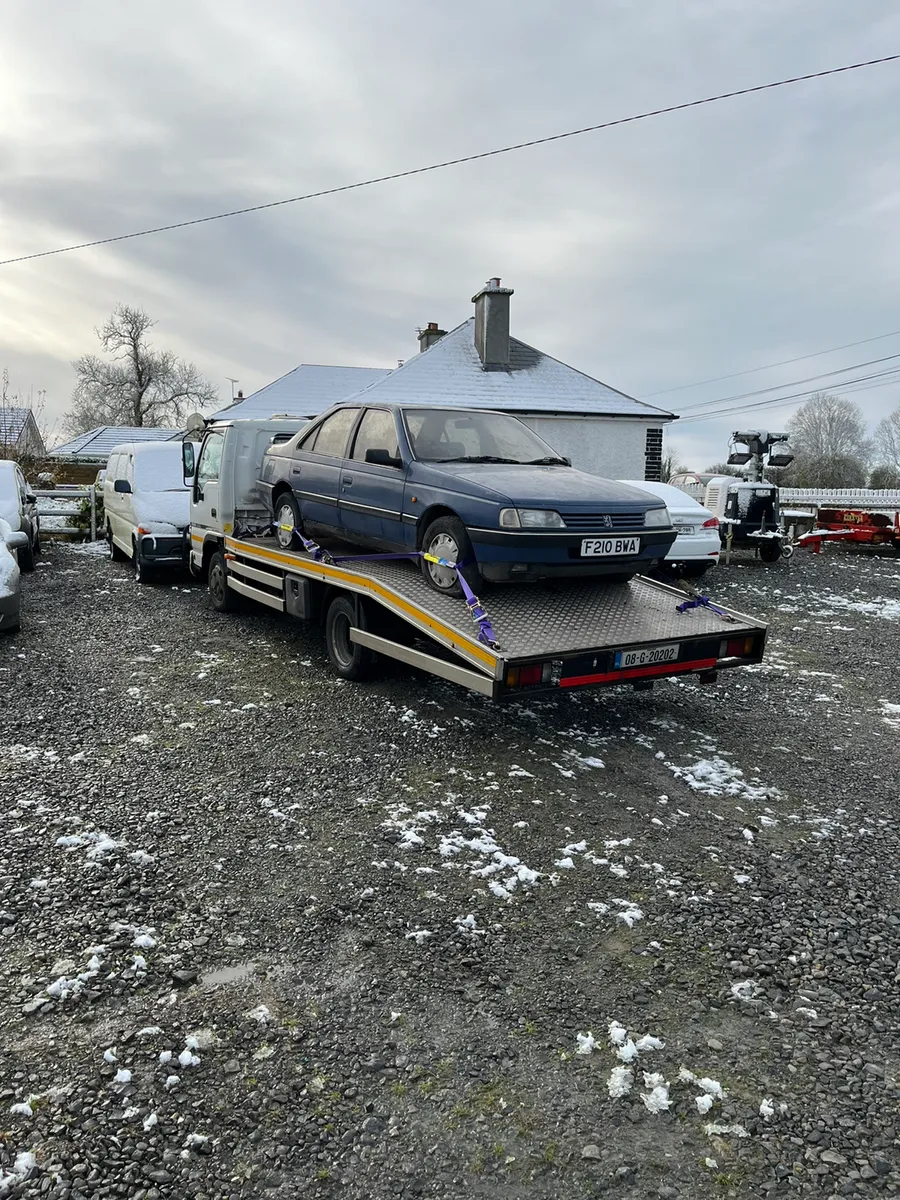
[
  {"left": 615, "top": 643, "right": 680, "bottom": 669},
  {"left": 580, "top": 536, "right": 640, "bottom": 557},
  {"left": 674, "top": 524, "right": 695, "bottom": 535}
]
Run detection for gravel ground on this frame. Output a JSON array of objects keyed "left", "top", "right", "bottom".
[{"left": 1, "top": 542, "right": 898, "bottom": 1200}]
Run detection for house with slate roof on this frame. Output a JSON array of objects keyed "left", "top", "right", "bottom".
[
  {"left": 51, "top": 425, "right": 182, "bottom": 463},
  {"left": 215, "top": 279, "right": 675, "bottom": 480},
  {"left": 0, "top": 406, "right": 46, "bottom": 458}
]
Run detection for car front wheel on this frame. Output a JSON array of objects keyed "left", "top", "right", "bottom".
[{"left": 420, "top": 516, "right": 482, "bottom": 598}]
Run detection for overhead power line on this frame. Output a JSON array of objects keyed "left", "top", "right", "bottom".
[
  {"left": 678, "top": 366, "right": 900, "bottom": 424},
  {"left": 678, "top": 351, "right": 900, "bottom": 412},
  {"left": 639, "top": 327, "right": 900, "bottom": 397},
  {"left": 2, "top": 53, "right": 899, "bottom": 267}
]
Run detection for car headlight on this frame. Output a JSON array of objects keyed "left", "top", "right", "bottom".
[
  {"left": 643, "top": 506, "right": 672, "bottom": 528},
  {"left": 499, "top": 508, "right": 565, "bottom": 529}
]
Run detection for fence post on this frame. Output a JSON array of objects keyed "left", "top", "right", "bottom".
[{"left": 89, "top": 485, "right": 96, "bottom": 541}]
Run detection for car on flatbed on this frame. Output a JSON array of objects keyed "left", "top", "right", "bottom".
[{"left": 257, "top": 403, "right": 677, "bottom": 596}]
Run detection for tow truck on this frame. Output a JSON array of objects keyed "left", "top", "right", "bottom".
[{"left": 182, "top": 416, "right": 767, "bottom": 700}]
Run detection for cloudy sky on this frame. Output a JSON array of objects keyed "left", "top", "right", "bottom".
[{"left": 2, "top": 0, "right": 900, "bottom": 465}]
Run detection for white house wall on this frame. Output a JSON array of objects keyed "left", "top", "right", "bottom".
[{"left": 518, "top": 415, "right": 660, "bottom": 481}]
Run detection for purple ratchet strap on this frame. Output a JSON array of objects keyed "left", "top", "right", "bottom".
[
  {"left": 279, "top": 529, "right": 501, "bottom": 650},
  {"left": 676, "top": 593, "right": 735, "bottom": 622}
]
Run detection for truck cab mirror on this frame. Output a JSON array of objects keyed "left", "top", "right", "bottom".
[
  {"left": 25, "top": 492, "right": 37, "bottom": 504},
  {"left": 365, "top": 448, "right": 402, "bottom": 469},
  {"left": 113, "top": 479, "right": 132, "bottom": 494},
  {"left": 182, "top": 441, "right": 196, "bottom": 482}
]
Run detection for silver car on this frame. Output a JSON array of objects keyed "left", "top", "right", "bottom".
[{"left": 0, "top": 518, "right": 28, "bottom": 633}]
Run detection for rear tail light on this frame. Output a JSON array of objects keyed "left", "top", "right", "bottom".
[
  {"left": 720, "top": 635, "right": 755, "bottom": 658},
  {"left": 702, "top": 517, "right": 720, "bottom": 528},
  {"left": 506, "top": 662, "right": 553, "bottom": 688}
]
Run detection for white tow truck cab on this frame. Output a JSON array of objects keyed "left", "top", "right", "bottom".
[
  {"left": 185, "top": 417, "right": 307, "bottom": 578},
  {"left": 184, "top": 418, "right": 767, "bottom": 700}
]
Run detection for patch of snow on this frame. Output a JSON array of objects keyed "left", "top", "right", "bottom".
[
  {"left": 759, "top": 1098, "right": 775, "bottom": 1121},
  {"left": 606, "top": 1066, "right": 633, "bottom": 1098},
  {"left": 575, "top": 1032, "right": 597, "bottom": 1055}
]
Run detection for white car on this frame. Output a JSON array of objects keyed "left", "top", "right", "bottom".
[
  {"left": 619, "top": 480, "right": 720, "bottom": 578},
  {"left": 0, "top": 517, "right": 29, "bottom": 633}
]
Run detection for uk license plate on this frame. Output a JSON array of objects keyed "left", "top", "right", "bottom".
[
  {"left": 580, "top": 536, "right": 640, "bottom": 557},
  {"left": 615, "top": 643, "right": 680, "bottom": 669}
]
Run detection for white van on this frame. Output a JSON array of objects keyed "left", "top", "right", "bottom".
[{"left": 104, "top": 441, "right": 194, "bottom": 582}]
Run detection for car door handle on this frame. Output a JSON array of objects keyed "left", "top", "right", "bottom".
[
  {"left": 291, "top": 466, "right": 302, "bottom": 474},
  {"left": 344, "top": 476, "right": 353, "bottom": 485},
  {"left": 211, "top": 507, "right": 217, "bottom": 518}
]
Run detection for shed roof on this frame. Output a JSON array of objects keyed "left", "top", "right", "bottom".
[
  {"left": 52, "top": 426, "right": 182, "bottom": 460},
  {"left": 211, "top": 365, "right": 391, "bottom": 421},
  {"left": 341, "top": 321, "right": 674, "bottom": 419}
]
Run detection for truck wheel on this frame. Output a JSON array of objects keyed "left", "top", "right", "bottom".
[
  {"left": 325, "top": 595, "right": 376, "bottom": 681},
  {"left": 107, "top": 525, "right": 127, "bottom": 562},
  {"left": 420, "top": 516, "right": 482, "bottom": 598},
  {"left": 759, "top": 539, "right": 781, "bottom": 563},
  {"left": 208, "top": 549, "right": 238, "bottom": 612},
  {"left": 274, "top": 493, "right": 303, "bottom": 550}
]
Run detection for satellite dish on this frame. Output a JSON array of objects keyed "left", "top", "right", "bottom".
[{"left": 184, "top": 412, "right": 206, "bottom": 439}]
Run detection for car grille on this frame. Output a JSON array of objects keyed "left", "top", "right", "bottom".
[{"left": 561, "top": 511, "right": 645, "bottom": 531}]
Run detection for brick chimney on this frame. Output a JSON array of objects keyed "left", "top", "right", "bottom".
[
  {"left": 472, "top": 278, "right": 514, "bottom": 370},
  {"left": 417, "top": 321, "right": 446, "bottom": 353}
]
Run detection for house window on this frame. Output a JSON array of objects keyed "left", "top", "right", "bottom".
[{"left": 644, "top": 428, "right": 663, "bottom": 481}]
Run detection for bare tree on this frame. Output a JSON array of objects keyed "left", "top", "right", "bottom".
[
  {"left": 873, "top": 406, "right": 900, "bottom": 476},
  {"left": 705, "top": 461, "right": 742, "bottom": 477},
  {"left": 660, "top": 453, "right": 688, "bottom": 482},
  {"left": 64, "top": 304, "right": 219, "bottom": 435},
  {"left": 785, "top": 392, "right": 872, "bottom": 487}
]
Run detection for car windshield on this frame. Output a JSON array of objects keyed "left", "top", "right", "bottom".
[{"left": 404, "top": 409, "right": 564, "bottom": 465}]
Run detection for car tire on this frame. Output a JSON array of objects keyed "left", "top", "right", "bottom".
[
  {"left": 759, "top": 539, "right": 782, "bottom": 563},
  {"left": 325, "top": 595, "right": 376, "bottom": 681},
  {"left": 18, "top": 534, "right": 35, "bottom": 573},
  {"left": 420, "top": 516, "right": 482, "bottom": 598},
  {"left": 208, "top": 549, "right": 238, "bottom": 612},
  {"left": 273, "top": 493, "right": 303, "bottom": 550},
  {"left": 108, "top": 525, "right": 127, "bottom": 562},
  {"left": 32, "top": 529, "right": 41, "bottom": 558}
]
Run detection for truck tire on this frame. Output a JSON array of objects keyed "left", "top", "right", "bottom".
[
  {"left": 420, "top": 516, "right": 482, "bottom": 598},
  {"left": 325, "top": 595, "right": 376, "bottom": 681},
  {"left": 759, "top": 539, "right": 782, "bottom": 563},
  {"left": 274, "top": 493, "right": 302, "bottom": 550},
  {"left": 208, "top": 549, "right": 238, "bottom": 612},
  {"left": 107, "top": 525, "right": 127, "bottom": 562}
]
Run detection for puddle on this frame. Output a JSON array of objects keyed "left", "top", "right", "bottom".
[{"left": 201, "top": 961, "right": 257, "bottom": 989}]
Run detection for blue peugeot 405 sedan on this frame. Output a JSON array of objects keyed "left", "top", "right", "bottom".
[{"left": 258, "top": 404, "right": 676, "bottom": 596}]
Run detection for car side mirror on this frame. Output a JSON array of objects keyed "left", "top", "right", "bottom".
[
  {"left": 25, "top": 491, "right": 37, "bottom": 504},
  {"left": 365, "top": 448, "right": 402, "bottom": 469},
  {"left": 7, "top": 531, "right": 29, "bottom": 551},
  {"left": 182, "top": 440, "right": 196, "bottom": 483},
  {"left": 114, "top": 479, "right": 132, "bottom": 494}
]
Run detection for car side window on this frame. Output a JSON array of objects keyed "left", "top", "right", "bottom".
[
  {"left": 351, "top": 409, "right": 400, "bottom": 464},
  {"left": 125, "top": 455, "right": 135, "bottom": 487},
  {"left": 308, "top": 409, "right": 358, "bottom": 459},
  {"left": 197, "top": 433, "right": 224, "bottom": 490}
]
